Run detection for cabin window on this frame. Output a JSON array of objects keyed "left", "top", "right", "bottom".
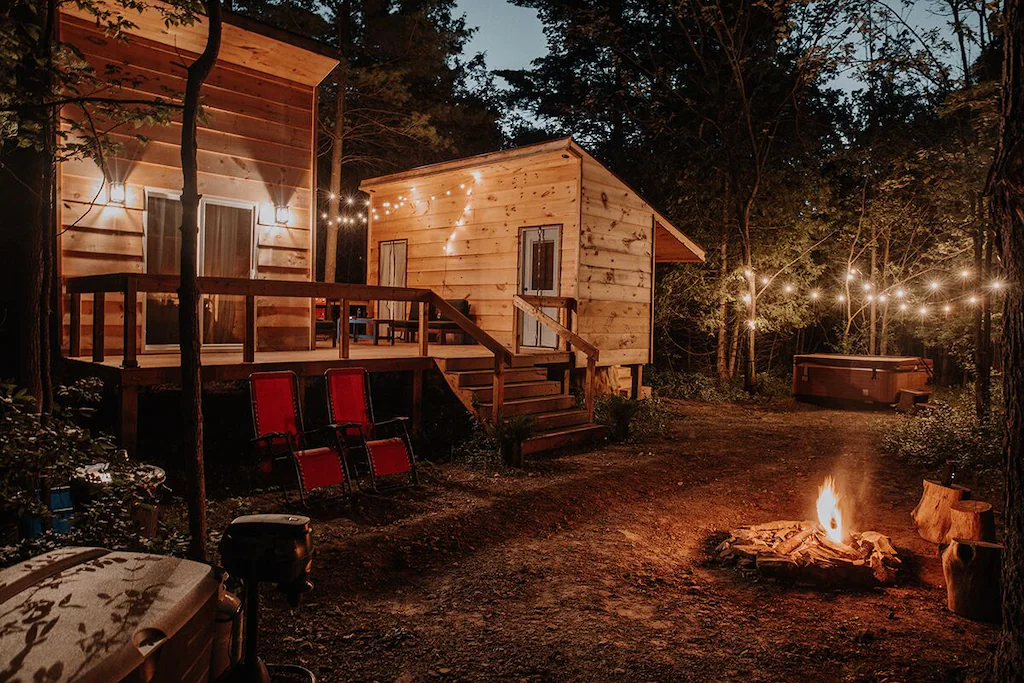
[
  {"left": 144, "top": 193, "right": 183, "bottom": 347},
  {"left": 530, "top": 240, "right": 556, "bottom": 291},
  {"left": 143, "top": 191, "right": 254, "bottom": 349}
]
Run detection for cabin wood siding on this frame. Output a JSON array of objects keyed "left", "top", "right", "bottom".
[
  {"left": 365, "top": 151, "right": 582, "bottom": 347},
  {"left": 59, "top": 16, "right": 315, "bottom": 353},
  {"left": 577, "top": 155, "right": 653, "bottom": 367}
]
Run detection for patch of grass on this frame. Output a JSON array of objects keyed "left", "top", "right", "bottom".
[
  {"left": 595, "top": 394, "right": 672, "bottom": 443},
  {"left": 877, "top": 385, "right": 1004, "bottom": 478}
]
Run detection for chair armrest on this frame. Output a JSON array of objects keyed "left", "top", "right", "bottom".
[
  {"left": 373, "top": 417, "right": 410, "bottom": 427},
  {"left": 323, "top": 422, "right": 364, "bottom": 434},
  {"left": 252, "top": 432, "right": 292, "bottom": 445}
]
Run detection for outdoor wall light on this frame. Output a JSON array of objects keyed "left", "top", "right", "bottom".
[
  {"left": 275, "top": 205, "right": 291, "bottom": 225},
  {"left": 107, "top": 181, "right": 126, "bottom": 205}
]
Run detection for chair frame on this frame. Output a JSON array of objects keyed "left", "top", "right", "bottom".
[
  {"left": 249, "top": 371, "right": 352, "bottom": 506},
  {"left": 324, "top": 368, "right": 418, "bottom": 493}
]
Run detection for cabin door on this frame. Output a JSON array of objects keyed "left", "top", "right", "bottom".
[
  {"left": 519, "top": 225, "right": 561, "bottom": 349},
  {"left": 378, "top": 239, "right": 408, "bottom": 323}
]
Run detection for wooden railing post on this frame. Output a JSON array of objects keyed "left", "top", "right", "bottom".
[
  {"left": 122, "top": 278, "right": 138, "bottom": 368},
  {"left": 492, "top": 354, "right": 506, "bottom": 423},
  {"left": 243, "top": 295, "right": 256, "bottom": 363},
  {"left": 339, "top": 298, "right": 350, "bottom": 359},
  {"left": 69, "top": 292, "right": 82, "bottom": 357},
  {"left": 418, "top": 299, "right": 429, "bottom": 356},
  {"left": 586, "top": 356, "right": 596, "bottom": 422},
  {"left": 92, "top": 292, "right": 105, "bottom": 363},
  {"left": 513, "top": 307, "right": 522, "bottom": 355}
]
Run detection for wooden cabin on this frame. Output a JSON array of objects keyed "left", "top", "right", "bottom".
[
  {"left": 57, "top": 6, "right": 338, "bottom": 354},
  {"left": 360, "top": 138, "right": 706, "bottom": 392}
]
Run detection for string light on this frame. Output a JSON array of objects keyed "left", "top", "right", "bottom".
[
  {"left": 943, "top": 304, "right": 952, "bottom": 314},
  {"left": 346, "top": 197, "right": 354, "bottom": 205},
  {"left": 760, "top": 276, "right": 769, "bottom": 285},
  {"left": 930, "top": 281, "right": 940, "bottom": 291},
  {"left": 838, "top": 294, "right": 846, "bottom": 303},
  {"left": 878, "top": 293, "right": 888, "bottom": 303},
  {"left": 784, "top": 284, "right": 794, "bottom": 294},
  {"left": 969, "top": 295, "right": 979, "bottom": 305},
  {"left": 866, "top": 293, "right": 874, "bottom": 302},
  {"left": 742, "top": 294, "right": 751, "bottom": 303},
  {"left": 919, "top": 306, "right": 929, "bottom": 316},
  {"left": 747, "top": 320, "right": 757, "bottom": 329},
  {"left": 895, "top": 288, "right": 905, "bottom": 298},
  {"left": 991, "top": 280, "right": 1003, "bottom": 289},
  {"left": 899, "top": 303, "right": 908, "bottom": 311},
  {"left": 744, "top": 268, "right": 753, "bottom": 278},
  {"left": 960, "top": 269, "right": 970, "bottom": 279},
  {"left": 862, "top": 282, "right": 872, "bottom": 292},
  {"left": 810, "top": 290, "right": 820, "bottom": 300}
]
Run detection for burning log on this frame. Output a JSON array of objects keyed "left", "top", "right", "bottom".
[
  {"left": 947, "top": 501, "right": 996, "bottom": 543},
  {"left": 911, "top": 479, "right": 971, "bottom": 543},
  {"left": 941, "top": 538, "right": 1002, "bottom": 623}
]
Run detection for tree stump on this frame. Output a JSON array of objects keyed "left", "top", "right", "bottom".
[
  {"left": 911, "top": 479, "right": 971, "bottom": 543},
  {"left": 941, "top": 538, "right": 1002, "bottom": 623},
  {"left": 947, "top": 500, "right": 996, "bottom": 543}
]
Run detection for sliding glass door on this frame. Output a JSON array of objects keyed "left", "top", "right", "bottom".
[{"left": 143, "top": 191, "right": 254, "bottom": 349}]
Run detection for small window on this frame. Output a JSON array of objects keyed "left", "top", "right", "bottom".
[{"left": 531, "top": 240, "right": 555, "bottom": 291}]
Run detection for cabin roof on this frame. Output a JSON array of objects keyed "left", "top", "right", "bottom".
[
  {"left": 61, "top": 3, "right": 339, "bottom": 86},
  {"left": 360, "top": 137, "right": 705, "bottom": 263}
]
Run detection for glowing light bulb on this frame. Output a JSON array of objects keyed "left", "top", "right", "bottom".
[
  {"left": 943, "top": 304, "right": 952, "bottom": 314},
  {"left": 846, "top": 271, "right": 855, "bottom": 281},
  {"left": 919, "top": 306, "right": 929, "bottom": 316},
  {"left": 992, "top": 280, "right": 1003, "bottom": 289},
  {"left": 346, "top": 197, "right": 354, "bottom": 205},
  {"left": 838, "top": 294, "right": 846, "bottom": 303},
  {"left": 747, "top": 320, "right": 756, "bottom": 329},
  {"left": 960, "top": 269, "right": 970, "bottom": 279},
  {"left": 862, "top": 282, "right": 872, "bottom": 291},
  {"left": 430, "top": 195, "right": 436, "bottom": 201},
  {"left": 744, "top": 268, "right": 753, "bottom": 278},
  {"left": 321, "top": 212, "right": 328, "bottom": 219},
  {"left": 930, "top": 281, "right": 940, "bottom": 290},
  {"left": 459, "top": 183, "right": 465, "bottom": 189},
  {"left": 810, "top": 290, "right": 820, "bottom": 300},
  {"left": 878, "top": 294, "right": 888, "bottom": 303},
  {"left": 899, "top": 303, "right": 908, "bottom": 311},
  {"left": 760, "top": 276, "right": 769, "bottom": 285},
  {"left": 969, "top": 295, "right": 979, "bottom": 305},
  {"left": 784, "top": 284, "right": 794, "bottom": 294},
  {"left": 895, "top": 288, "right": 905, "bottom": 298},
  {"left": 866, "top": 294, "right": 874, "bottom": 302},
  {"left": 328, "top": 193, "right": 336, "bottom": 200},
  {"left": 446, "top": 190, "right": 451, "bottom": 196}
]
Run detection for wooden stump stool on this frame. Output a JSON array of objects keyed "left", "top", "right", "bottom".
[
  {"left": 941, "top": 538, "right": 1002, "bottom": 623},
  {"left": 947, "top": 500, "right": 996, "bottom": 543},
  {"left": 911, "top": 479, "right": 971, "bottom": 543}
]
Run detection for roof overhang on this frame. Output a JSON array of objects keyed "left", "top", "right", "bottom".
[
  {"left": 62, "top": 2, "right": 339, "bottom": 87},
  {"left": 654, "top": 213, "right": 705, "bottom": 263}
]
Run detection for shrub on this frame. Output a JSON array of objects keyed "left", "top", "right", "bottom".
[
  {"left": 0, "top": 380, "right": 186, "bottom": 567},
  {"left": 647, "top": 367, "right": 789, "bottom": 403},
  {"left": 878, "top": 386, "right": 1004, "bottom": 478},
  {"left": 493, "top": 414, "right": 536, "bottom": 467},
  {"left": 595, "top": 394, "right": 671, "bottom": 443}
]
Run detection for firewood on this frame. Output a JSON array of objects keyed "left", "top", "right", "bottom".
[
  {"left": 911, "top": 479, "right": 971, "bottom": 543},
  {"left": 947, "top": 501, "right": 996, "bottom": 543},
  {"left": 775, "top": 528, "right": 813, "bottom": 555},
  {"left": 941, "top": 538, "right": 1002, "bottom": 623}
]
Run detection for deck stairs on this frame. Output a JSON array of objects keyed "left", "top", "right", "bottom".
[{"left": 435, "top": 353, "right": 606, "bottom": 455}]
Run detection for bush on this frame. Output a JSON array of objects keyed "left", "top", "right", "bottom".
[
  {"left": 878, "top": 386, "right": 1004, "bottom": 477},
  {"left": 647, "top": 367, "right": 789, "bottom": 403},
  {"left": 0, "top": 380, "right": 186, "bottom": 567},
  {"left": 493, "top": 414, "right": 536, "bottom": 467},
  {"left": 595, "top": 394, "right": 671, "bottom": 443}
]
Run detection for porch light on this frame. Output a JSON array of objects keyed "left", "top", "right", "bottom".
[
  {"left": 275, "top": 205, "right": 291, "bottom": 225},
  {"left": 107, "top": 181, "right": 126, "bottom": 205}
]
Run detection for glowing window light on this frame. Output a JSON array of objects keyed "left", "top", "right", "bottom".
[
  {"left": 107, "top": 181, "right": 126, "bottom": 205},
  {"left": 274, "top": 205, "right": 291, "bottom": 225}
]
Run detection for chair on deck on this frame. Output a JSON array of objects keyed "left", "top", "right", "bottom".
[
  {"left": 324, "top": 367, "right": 417, "bottom": 492},
  {"left": 249, "top": 371, "right": 351, "bottom": 506},
  {"left": 390, "top": 299, "right": 472, "bottom": 345}
]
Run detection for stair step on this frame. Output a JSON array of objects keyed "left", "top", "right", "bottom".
[
  {"left": 442, "top": 356, "right": 506, "bottom": 372},
  {"left": 523, "top": 424, "right": 607, "bottom": 455},
  {"left": 532, "top": 409, "right": 591, "bottom": 430},
  {"left": 478, "top": 394, "right": 575, "bottom": 418},
  {"left": 455, "top": 367, "right": 548, "bottom": 387},
  {"left": 468, "top": 381, "right": 562, "bottom": 402}
]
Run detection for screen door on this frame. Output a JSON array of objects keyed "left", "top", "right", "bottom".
[
  {"left": 200, "top": 200, "right": 254, "bottom": 346},
  {"left": 519, "top": 225, "right": 561, "bottom": 348}
]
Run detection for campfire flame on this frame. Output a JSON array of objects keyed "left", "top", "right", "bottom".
[{"left": 816, "top": 476, "right": 844, "bottom": 544}]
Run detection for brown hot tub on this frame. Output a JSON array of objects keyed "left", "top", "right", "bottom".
[{"left": 792, "top": 353, "right": 932, "bottom": 405}]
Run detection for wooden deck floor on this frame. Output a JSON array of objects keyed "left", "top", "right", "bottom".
[{"left": 62, "top": 341, "right": 569, "bottom": 387}]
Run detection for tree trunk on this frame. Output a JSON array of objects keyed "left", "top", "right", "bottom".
[
  {"left": 727, "top": 314, "right": 741, "bottom": 380},
  {"left": 323, "top": 0, "right": 350, "bottom": 284},
  {"left": 716, "top": 238, "right": 730, "bottom": 382},
  {"left": 869, "top": 220, "right": 877, "bottom": 355},
  {"left": 991, "top": 0, "right": 1024, "bottom": 670},
  {"left": 0, "top": 0, "right": 57, "bottom": 408},
  {"left": 179, "top": 0, "right": 222, "bottom": 563}
]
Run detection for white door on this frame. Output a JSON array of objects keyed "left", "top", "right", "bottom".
[
  {"left": 378, "top": 239, "right": 408, "bottom": 321},
  {"left": 519, "top": 226, "right": 561, "bottom": 349}
]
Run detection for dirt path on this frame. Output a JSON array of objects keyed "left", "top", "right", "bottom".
[{"left": 252, "top": 400, "right": 997, "bottom": 682}]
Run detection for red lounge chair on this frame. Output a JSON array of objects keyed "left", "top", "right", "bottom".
[
  {"left": 325, "top": 367, "right": 418, "bottom": 491},
  {"left": 249, "top": 371, "right": 351, "bottom": 505}
]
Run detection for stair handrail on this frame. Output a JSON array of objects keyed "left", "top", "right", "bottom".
[
  {"left": 426, "top": 292, "right": 514, "bottom": 423},
  {"left": 512, "top": 294, "right": 599, "bottom": 421}
]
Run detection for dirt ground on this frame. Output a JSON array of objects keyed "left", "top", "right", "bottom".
[{"left": 240, "top": 399, "right": 999, "bottom": 682}]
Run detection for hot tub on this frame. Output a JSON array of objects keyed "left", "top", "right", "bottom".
[{"left": 792, "top": 353, "right": 932, "bottom": 405}]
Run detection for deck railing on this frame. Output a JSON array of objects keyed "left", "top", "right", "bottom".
[
  {"left": 65, "top": 273, "right": 515, "bottom": 419},
  {"left": 512, "top": 294, "right": 599, "bottom": 421}
]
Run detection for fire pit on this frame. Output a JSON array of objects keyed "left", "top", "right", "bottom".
[{"left": 716, "top": 477, "right": 901, "bottom": 587}]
